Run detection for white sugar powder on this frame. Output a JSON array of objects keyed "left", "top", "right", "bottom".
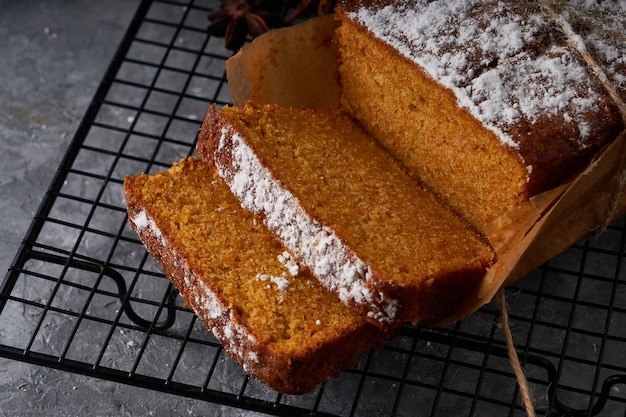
[
  {"left": 132, "top": 210, "right": 149, "bottom": 230},
  {"left": 132, "top": 210, "right": 166, "bottom": 247},
  {"left": 349, "top": 0, "right": 615, "bottom": 149},
  {"left": 193, "top": 277, "right": 258, "bottom": 363},
  {"left": 278, "top": 251, "right": 300, "bottom": 276},
  {"left": 256, "top": 273, "right": 290, "bottom": 291}
]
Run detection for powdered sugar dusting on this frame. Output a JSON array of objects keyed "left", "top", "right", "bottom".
[
  {"left": 215, "top": 126, "right": 398, "bottom": 324},
  {"left": 348, "top": 0, "right": 614, "bottom": 148},
  {"left": 192, "top": 275, "right": 258, "bottom": 364},
  {"left": 278, "top": 251, "right": 299, "bottom": 276},
  {"left": 254, "top": 251, "right": 301, "bottom": 291},
  {"left": 132, "top": 210, "right": 149, "bottom": 230},
  {"left": 256, "top": 273, "right": 290, "bottom": 291},
  {"left": 132, "top": 210, "right": 166, "bottom": 247}
]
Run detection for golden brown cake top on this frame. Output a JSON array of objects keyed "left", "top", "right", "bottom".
[{"left": 339, "top": 0, "right": 625, "bottom": 174}]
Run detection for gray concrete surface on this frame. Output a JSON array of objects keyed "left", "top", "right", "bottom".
[
  {"left": 0, "top": 1, "right": 257, "bottom": 415},
  {"left": 2, "top": 2, "right": 625, "bottom": 416}
]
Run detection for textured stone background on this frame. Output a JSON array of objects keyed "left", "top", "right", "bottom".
[
  {"left": 3, "top": 2, "right": 623, "bottom": 416},
  {"left": 0, "top": 1, "right": 258, "bottom": 415}
]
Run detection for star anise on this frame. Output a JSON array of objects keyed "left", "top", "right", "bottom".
[
  {"left": 283, "top": 0, "right": 336, "bottom": 24},
  {"left": 207, "top": 0, "right": 285, "bottom": 51}
]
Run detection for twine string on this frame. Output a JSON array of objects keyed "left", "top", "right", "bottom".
[
  {"left": 499, "top": 5, "right": 626, "bottom": 415},
  {"left": 491, "top": 3, "right": 626, "bottom": 416},
  {"left": 497, "top": 289, "right": 537, "bottom": 417},
  {"left": 539, "top": 0, "right": 626, "bottom": 117}
]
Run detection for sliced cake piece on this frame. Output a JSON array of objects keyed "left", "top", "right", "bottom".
[
  {"left": 124, "top": 158, "right": 387, "bottom": 394},
  {"left": 197, "top": 103, "right": 496, "bottom": 327}
]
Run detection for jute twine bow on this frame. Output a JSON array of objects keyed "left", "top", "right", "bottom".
[{"left": 498, "top": 3, "right": 626, "bottom": 416}]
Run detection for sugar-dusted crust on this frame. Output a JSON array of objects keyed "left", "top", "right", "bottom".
[
  {"left": 124, "top": 159, "right": 385, "bottom": 394},
  {"left": 335, "top": 0, "right": 625, "bottom": 228},
  {"left": 338, "top": 0, "right": 624, "bottom": 187},
  {"left": 197, "top": 104, "right": 496, "bottom": 328}
]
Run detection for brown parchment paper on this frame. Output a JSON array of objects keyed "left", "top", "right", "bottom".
[
  {"left": 226, "top": 15, "right": 341, "bottom": 110},
  {"left": 225, "top": 14, "right": 626, "bottom": 326}
]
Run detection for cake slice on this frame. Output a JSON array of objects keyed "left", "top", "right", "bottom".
[
  {"left": 335, "top": 0, "right": 625, "bottom": 230},
  {"left": 124, "top": 158, "right": 387, "bottom": 394},
  {"left": 197, "top": 102, "right": 496, "bottom": 327}
]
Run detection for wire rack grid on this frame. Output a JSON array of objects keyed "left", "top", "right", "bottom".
[{"left": 1, "top": 0, "right": 626, "bottom": 416}]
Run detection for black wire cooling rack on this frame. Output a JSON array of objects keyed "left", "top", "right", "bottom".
[{"left": 1, "top": 1, "right": 626, "bottom": 415}]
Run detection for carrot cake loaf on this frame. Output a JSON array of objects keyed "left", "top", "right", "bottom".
[{"left": 335, "top": 0, "right": 626, "bottom": 230}]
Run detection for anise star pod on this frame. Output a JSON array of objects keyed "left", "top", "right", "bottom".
[{"left": 208, "top": 0, "right": 285, "bottom": 51}]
